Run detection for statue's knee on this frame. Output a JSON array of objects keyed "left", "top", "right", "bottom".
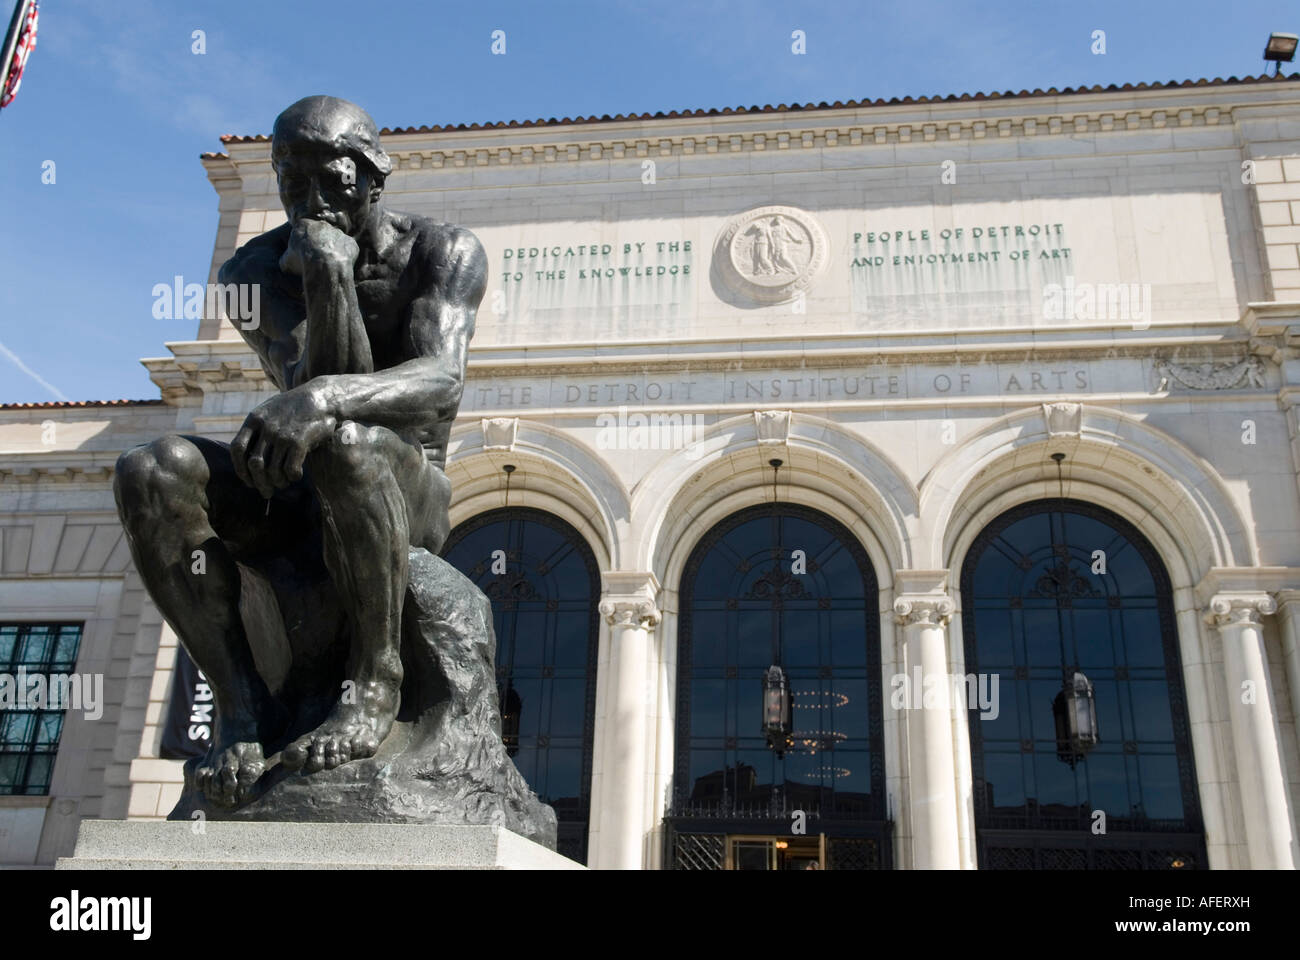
[
  {"left": 114, "top": 436, "right": 205, "bottom": 514},
  {"left": 314, "top": 421, "right": 382, "bottom": 478}
]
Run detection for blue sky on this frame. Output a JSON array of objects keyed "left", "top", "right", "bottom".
[{"left": 0, "top": 0, "right": 1293, "bottom": 404}]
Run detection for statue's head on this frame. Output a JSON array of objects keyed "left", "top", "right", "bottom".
[{"left": 271, "top": 96, "right": 392, "bottom": 235}]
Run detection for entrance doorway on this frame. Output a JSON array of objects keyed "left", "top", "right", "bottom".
[
  {"left": 665, "top": 503, "right": 891, "bottom": 869},
  {"left": 727, "top": 834, "right": 826, "bottom": 870}
]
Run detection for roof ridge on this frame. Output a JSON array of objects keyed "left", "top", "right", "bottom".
[
  {"left": 213, "top": 72, "right": 1300, "bottom": 145},
  {"left": 0, "top": 399, "right": 164, "bottom": 410}
]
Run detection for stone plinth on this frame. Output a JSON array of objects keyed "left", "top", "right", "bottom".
[{"left": 57, "top": 821, "right": 585, "bottom": 870}]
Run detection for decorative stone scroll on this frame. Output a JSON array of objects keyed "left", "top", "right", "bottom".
[
  {"left": 893, "top": 595, "right": 955, "bottom": 627},
  {"left": 1204, "top": 593, "right": 1277, "bottom": 628},
  {"left": 598, "top": 597, "right": 662, "bottom": 629}
]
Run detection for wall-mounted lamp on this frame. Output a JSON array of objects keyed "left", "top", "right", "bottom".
[
  {"left": 502, "top": 463, "right": 516, "bottom": 507},
  {"left": 1050, "top": 452, "right": 1066, "bottom": 501}
]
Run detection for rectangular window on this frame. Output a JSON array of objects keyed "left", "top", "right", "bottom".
[{"left": 0, "top": 623, "right": 84, "bottom": 795}]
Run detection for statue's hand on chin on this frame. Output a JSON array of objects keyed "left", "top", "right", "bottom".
[{"left": 280, "top": 217, "right": 360, "bottom": 277}]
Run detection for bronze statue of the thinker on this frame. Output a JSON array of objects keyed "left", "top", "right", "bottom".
[{"left": 115, "top": 96, "right": 553, "bottom": 843}]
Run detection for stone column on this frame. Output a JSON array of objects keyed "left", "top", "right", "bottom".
[
  {"left": 594, "top": 573, "right": 661, "bottom": 870},
  {"left": 1205, "top": 593, "right": 1297, "bottom": 869},
  {"left": 1277, "top": 592, "right": 1300, "bottom": 788},
  {"left": 894, "top": 594, "right": 962, "bottom": 869}
]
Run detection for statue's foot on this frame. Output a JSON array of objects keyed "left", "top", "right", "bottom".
[
  {"left": 281, "top": 683, "right": 398, "bottom": 774},
  {"left": 195, "top": 740, "right": 266, "bottom": 808}
]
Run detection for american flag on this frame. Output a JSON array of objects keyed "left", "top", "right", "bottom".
[{"left": 1, "top": 0, "right": 38, "bottom": 109}]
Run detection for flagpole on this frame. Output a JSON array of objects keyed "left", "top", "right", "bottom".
[{"left": 0, "top": 0, "right": 31, "bottom": 112}]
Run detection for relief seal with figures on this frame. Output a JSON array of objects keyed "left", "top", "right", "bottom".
[{"left": 713, "top": 205, "right": 829, "bottom": 305}]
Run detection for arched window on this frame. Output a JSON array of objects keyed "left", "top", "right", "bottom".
[
  {"left": 960, "top": 499, "right": 1206, "bottom": 869},
  {"left": 668, "top": 504, "right": 889, "bottom": 870},
  {"left": 441, "top": 508, "right": 600, "bottom": 864}
]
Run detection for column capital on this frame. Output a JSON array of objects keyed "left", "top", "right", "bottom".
[
  {"left": 894, "top": 594, "right": 955, "bottom": 627},
  {"left": 599, "top": 571, "right": 662, "bottom": 629},
  {"left": 599, "top": 596, "right": 661, "bottom": 628},
  {"left": 1204, "top": 593, "right": 1277, "bottom": 628}
]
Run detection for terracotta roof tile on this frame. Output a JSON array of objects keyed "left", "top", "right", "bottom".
[
  {"left": 210, "top": 73, "right": 1298, "bottom": 148},
  {"left": 0, "top": 399, "right": 164, "bottom": 411}
]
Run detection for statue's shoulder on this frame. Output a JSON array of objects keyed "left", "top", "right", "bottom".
[
  {"left": 218, "top": 222, "right": 292, "bottom": 285},
  {"left": 393, "top": 212, "right": 485, "bottom": 272}
]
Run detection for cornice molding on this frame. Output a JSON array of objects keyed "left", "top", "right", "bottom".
[
  {"left": 148, "top": 324, "right": 1268, "bottom": 388},
  {"left": 141, "top": 346, "right": 272, "bottom": 403},
  {"left": 0, "top": 453, "right": 118, "bottom": 483},
  {"left": 381, "top": 104, "right": 1244, "bottom": 172},
  {"left": 207, "top": 80, "right": 1300, "bottom": 179},
  {"left": 1195, "top": 566, "right": 1300, "bottom": 608}
]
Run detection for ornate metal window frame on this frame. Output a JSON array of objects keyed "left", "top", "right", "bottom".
[
  {"left": 441, "top": 508, "right": 600, "bottom": 864},
  {"left": 667, "top": 503, "right": 891, "bottom": 868},
  {"left": 959, "top": 498, "right": 1206, "bottom": 869},
  {"left": 0, "top": 622, "right": 84, "bottom": 796}
]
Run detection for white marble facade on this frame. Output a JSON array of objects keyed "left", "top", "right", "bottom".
[{"left": 3, "top": 78, "right": 1300, "bottom": 868}]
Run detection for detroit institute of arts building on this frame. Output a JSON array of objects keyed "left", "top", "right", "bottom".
[{"left": 3, "top": 74, "right": 1300, "bottom": 871}]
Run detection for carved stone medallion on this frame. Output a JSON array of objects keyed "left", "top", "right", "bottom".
[{"left": 714, "top": 205, "right": 829, "bottom": 304}]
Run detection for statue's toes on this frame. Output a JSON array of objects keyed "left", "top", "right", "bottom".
[
  {"left": 218, "top": 760, "right": 237, "bottom": 796},
  {"left": 281, "top": 738, "right": 309, "bottom": 771},
  {"left": 305, "top": 737, "right": 329, "bottom": 773},
  {"left": 349, "top": 734, "right": 379, "bottom": 759},
  {"left": 235, "top": 758, "right": 264, "bottom": 800}
]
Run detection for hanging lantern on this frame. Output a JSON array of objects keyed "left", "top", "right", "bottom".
[
  {"left": 1053, "top": 671, "right": 1099, "bottom": 766},
  {"left": 762, "top": 664, "right": 793, "bottom": 755}
]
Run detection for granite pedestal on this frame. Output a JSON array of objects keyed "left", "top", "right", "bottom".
[{"left": 56, "top": 820, "right": 585, "bottom": 870}]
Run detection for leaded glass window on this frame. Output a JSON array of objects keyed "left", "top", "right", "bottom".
[
  {"left": 673, "top": 504, "right": 885, "bottom": 822},
  {"left": 441, "top": 509, "right": 599, "bottom": 864},
  {"left": 0, "top": 623, "right": 83, "bottom": 795},
  {"left": 961, "top": 500, "right": 1205, "bottom": 869}
]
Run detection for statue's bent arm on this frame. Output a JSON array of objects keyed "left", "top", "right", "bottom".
[
  {"left": 309, "top": 224, "right": 487, "bottom": 434},
  {"left": 217, "top": 224, "right": 310, "bottom": 392}
]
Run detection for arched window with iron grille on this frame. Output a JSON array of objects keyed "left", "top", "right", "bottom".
[
  {"left": 441, "top": 507, "right": 600, "bottom": 864},
  {"left": 960, "top": 499, "right": 1206, "bottom": 870},
  {"left": 667, "top": 503, "right": 890, "bottom": 869}
]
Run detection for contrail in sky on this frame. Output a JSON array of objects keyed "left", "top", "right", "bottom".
[{"left": 0, "top": 339, "right": 70, "bottom": 401}]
